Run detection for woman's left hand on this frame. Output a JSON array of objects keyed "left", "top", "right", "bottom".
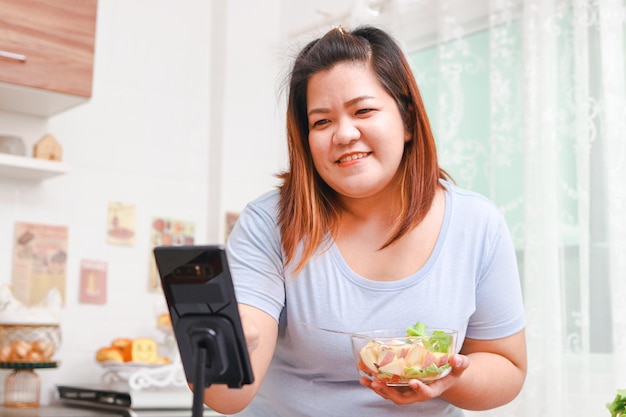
[{"left": 360, "top": 353, "right": 470, "bottom": 405}]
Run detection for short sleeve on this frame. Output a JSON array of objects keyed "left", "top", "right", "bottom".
[
  {"left": 225, "top": 192, "right": 285, "bottom": 323},
  {"left": 466, "top": 213, "right": 526, "bottom": 339}
]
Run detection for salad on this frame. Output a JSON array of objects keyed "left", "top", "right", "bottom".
[
  {"left": 355, "top": 322, "right": 455, "bottom": 385},
  {"left": 607, "top": 389, "right": 626, "bottom": 417}
]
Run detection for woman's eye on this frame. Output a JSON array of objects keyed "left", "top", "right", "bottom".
[
  {"left": 311, "top": 119, "right": 330, "bottom": 128},
  {"left": 356, "top": 108, "right": 373, "bottom": 116}
]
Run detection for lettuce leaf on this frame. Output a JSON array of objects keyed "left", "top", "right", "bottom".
[
  {"left": 607, "top": 389, "right": 626, "bottom": 417},
  {"left": 406, "top": 321, "right": 427, "bottom": 337},
  {"left": 405, "top": 363, "right": 451, "bottom": 379},
  {"left": 406, "top": 322, "right": 452, "bottom": 353}
]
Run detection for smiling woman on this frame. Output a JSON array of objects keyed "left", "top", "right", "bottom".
[
  {"left": 306, "top": 61, "right": 408, "bottom": 201},
  {"left": 196, "top": 25, "right": 527, "bottom": 417}
]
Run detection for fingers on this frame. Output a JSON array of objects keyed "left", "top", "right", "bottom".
[
  {"left": 363, "top": 354, "right": 471, "bottom": 405},
  {"left": 377, "top": 381, "right": 443, "bottom": 405},
  {"left": 450, "top": 353, "right": 470, "bottom": 374},
  {"left": 367, "top": 379, "right": 433, "bottom": 405}
]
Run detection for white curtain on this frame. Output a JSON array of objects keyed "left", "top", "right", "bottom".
[{"left": 349, "top": 0, "right": 626, "bottom": 415}]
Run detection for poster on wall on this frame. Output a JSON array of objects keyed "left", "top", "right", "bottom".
[
  {"left": 79, "top": 259, "right": 108, "bottom": 304},
  {"left": 107, "top": 202, "right": 136, "bottom": 246},
  {"left": 11, "top": 222, "right": 68, "bottom": 306},
  {"left": 148, "top": 217, "right": 195, "bottom": 291}
]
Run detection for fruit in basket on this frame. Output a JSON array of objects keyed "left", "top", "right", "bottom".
[
  {"left": 0, "top": 324, "right": 59, "bottom": 363},
  {"left": 0, "top": 286, "right": 62, "bottom": 363},
  {"left": 0, "top": 338, "right": 55, "bottom": 362}
]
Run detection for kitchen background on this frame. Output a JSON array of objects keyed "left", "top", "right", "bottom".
[
  {"left": 0, "top": 0, "right": 288, "bottom": 408},
  {"left": 1, "top": 0, "right": 625, "bottom": 416}
]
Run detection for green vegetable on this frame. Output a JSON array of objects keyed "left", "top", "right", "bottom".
[
  {"left": 406, "top": 321, "right": 427, "bottom": 337},
  {"left": 607, "top": 389, "right": 626, "bottom": 417},
  {"left": 406, "top": 322, "right": 452, "bottom": 353},
  {"left": 405, "top": 363, "right": 451, "bottom": 379}
]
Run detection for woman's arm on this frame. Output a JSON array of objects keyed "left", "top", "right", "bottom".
[
  {"left": 440, "top": 329, "right": 527, "bottom": 410},
  {"left": 201, "top": 304, "right": 278, "bottom": 415}
]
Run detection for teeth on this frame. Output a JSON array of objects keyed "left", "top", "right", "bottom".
[{"left": 338, "top": 153, "right": 368, "bottom": 163}]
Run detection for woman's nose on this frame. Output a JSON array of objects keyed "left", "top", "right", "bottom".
[{"left": 333, "top": 119, "right": 360, "bottom": 145}]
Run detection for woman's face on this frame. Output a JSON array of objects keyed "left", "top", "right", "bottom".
[{"left": 306, "top": 62, "right": 410, "bottom": 201}]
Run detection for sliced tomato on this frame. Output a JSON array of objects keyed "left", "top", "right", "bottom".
[{"left": 357, "top": 360, "right": 376, "bottom": 375}]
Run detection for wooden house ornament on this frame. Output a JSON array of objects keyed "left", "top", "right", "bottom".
[{"left": 34, "top": 133, "right": 63, "bottom": 161}]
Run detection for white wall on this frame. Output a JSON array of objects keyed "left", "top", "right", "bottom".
[
  {"left": 0, "top": 0, "right": 288, "bottom": 405},
  {"left": 212, "top": 0, "right": 286, "bottom": 239}
]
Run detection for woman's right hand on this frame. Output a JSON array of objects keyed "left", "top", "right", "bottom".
[
  {"left": 360, "top": 353, "right": 470, "bottom": 405},
  {"left": 203, "top": 304, "right": 278, "bottom": 415}
]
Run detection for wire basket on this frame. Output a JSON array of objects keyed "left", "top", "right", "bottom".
[{"left": 0, "top": 324, "right": 61, "bottom": 363}]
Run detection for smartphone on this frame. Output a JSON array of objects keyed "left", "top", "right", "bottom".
[{"left": 153, "top": 245, "right": 254, "bottom": 388}]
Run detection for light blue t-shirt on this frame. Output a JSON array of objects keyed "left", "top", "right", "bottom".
[{"left": 226, "top": 180, "right": 525, "bottom": 417}]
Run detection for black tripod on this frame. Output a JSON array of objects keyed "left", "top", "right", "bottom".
[
  {"left": 179, "top": 319, "right": 253, "bottom": 417},
  {"left": 192, "top": 343, "right": 209, "bottom": 417}
]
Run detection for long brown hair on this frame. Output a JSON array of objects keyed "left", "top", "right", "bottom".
[{"left": 277, "top": 25, "right": 449, "bottom": 273}]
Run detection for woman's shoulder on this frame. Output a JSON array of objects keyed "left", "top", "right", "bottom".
[
  {"left": 239, "top": 189, "right": 281, "bottom": 223},
  {"left": 248, "top": 188, "right": 279, "bottom": 209},
  {"left": 442, "top": 180, "right": 499, "bottom": 208},
  {"left": 441, "top": 180, "right": 505, "bottom": 222},
  {"left": 249, "top": 188, "right": 280, "bottom": 207},
  {"left": 229, "top": 189, "right": 281, "bottom": 247},
  {"left": 439, "top": 181, "right": 513, "bottom": 253}
]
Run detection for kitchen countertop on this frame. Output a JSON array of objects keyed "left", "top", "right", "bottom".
[
  {"left": 0, "top": 405, "right": 118, "bottom": 417},
  {"left": 0, "top": 405, "right": 223, "bottom": 416}
]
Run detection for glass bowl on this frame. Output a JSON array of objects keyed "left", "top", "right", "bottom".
[{"left": 350, "top": 328, "right": 457, "bottom": 386}]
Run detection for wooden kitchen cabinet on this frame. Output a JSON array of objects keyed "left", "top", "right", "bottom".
[{"left": 0, "top": 0, "right": 97, "bottom": 116}]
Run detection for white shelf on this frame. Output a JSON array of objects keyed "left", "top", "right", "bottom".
[{"left": 0, "top": 153, "right": 70, "bottom": 181}]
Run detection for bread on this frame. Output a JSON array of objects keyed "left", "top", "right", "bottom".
[
  {"left": 95, "top": 347, "right": 124, "bottom": 362},
  {"left": 9, "top": 340, "right": 31, "bottom": 360},
  {"left": 110, "top": 337, "right": 132, "bottom": 349},
  {"left": 156, "top": 313, "right": 172, "bottom": 328},
  {"left": 122, "top": 337, "right": 158, "bottom": 364},
  {"left": 96, "top": 337, "right": 165, "bottom": 364},
  {"left": 0, "top": 339, "right": 56, "bottom": 362},
  {"left": 0, "top": 345, "right": 12, "bottom": 361},
  {"left": 110, "top": 338, "right": 133, "bottom": 360},
  {"left": 32, "top": 340, "right": 54, "bottom": 359},
  {"left": 154, "top": 356, "right": 171, "bottom": 365}
]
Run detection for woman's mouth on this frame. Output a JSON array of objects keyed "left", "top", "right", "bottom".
[{"left": 337, "top": 152, "right": 370, "bottom": 164}]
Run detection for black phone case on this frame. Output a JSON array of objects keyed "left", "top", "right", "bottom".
[{"left": 153, "top": 245, "right": 254, "bottom": 388}]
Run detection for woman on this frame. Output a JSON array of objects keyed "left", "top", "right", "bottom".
[{"left": 204, "top": 25, "right": 527, "bottom": 416}]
